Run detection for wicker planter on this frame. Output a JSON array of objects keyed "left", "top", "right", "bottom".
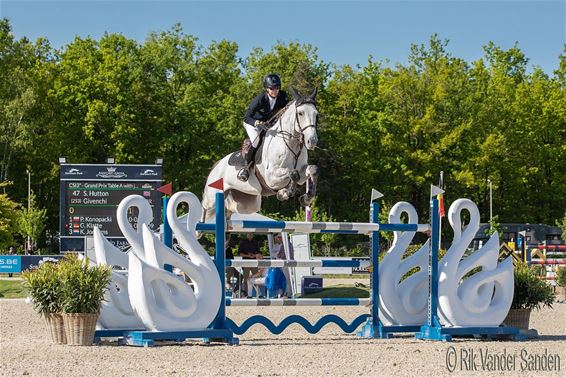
[
  {"left": 62, "top": 313, "right": 99, "bottom": 346},
  {"left": 45, "top": 313, "right": 67, "bottom": 344},
  {"left": 504, "top": 308, "right": 531, "bottom": 330},
  {"left": 555, "top": 286, "right": 566, "bottom": 301}
]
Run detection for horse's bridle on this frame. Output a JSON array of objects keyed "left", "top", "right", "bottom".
[{"left": 275, "top": 100, "right": 318, "bottom": 168}]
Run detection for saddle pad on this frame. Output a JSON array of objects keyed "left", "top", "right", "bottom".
[{"left": 227, "top": 144, "right": 263, "bottom": 167}]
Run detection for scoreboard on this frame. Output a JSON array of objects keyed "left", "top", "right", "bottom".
[{"left": 60, "top": 163, "right": 162, "bottom": 252}]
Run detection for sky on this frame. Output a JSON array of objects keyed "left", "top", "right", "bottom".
[{"left": 1, "top": 1, "right": 565, "bottom": 73}]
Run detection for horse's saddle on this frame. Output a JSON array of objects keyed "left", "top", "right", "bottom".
[
  {"left": 227, "top": 138, "right": 263, "bottom": 167},
  {"left": 227, "top": 138, "right": 275, "bottom": 196}
]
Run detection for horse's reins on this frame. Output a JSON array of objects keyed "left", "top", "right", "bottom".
[{"left": 273, "top": 100, "right": 317, "bottom": 168}]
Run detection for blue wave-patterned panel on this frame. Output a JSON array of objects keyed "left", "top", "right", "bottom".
[{"left": 226, "top": 314, "right": 370, "bottom": 335}]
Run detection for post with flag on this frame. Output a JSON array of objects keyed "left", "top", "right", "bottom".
[
  {"left": 157, "top": 182, "right": 173, "bottom": 249},
  {"left": 437, "top": 172, "right": 445, "bottom": 248},
  {"left": 431, "top": 182, "right": 445, "bottom": 253}
]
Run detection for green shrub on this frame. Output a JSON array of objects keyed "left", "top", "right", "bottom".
[
  {"left": 22, "top": 261, "right": 64, "bottom": 315},
  {"left": 511, "top": 263, "right": 555, "bottom": 310},
  {"left": 59, "top": 254, "right": 111, "bottom": 314},
  {"left": 556, "top": 267, "right": 566, "bottom": 288}
]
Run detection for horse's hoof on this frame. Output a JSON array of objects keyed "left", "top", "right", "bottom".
[
  {"left": 277, "top": 190, "right": 290, "bottom": 201},
  {"left": 289, "top": 170, "right": 300, "bottom": 182}
]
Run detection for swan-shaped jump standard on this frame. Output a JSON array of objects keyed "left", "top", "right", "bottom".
[
  {"left": 379, "top": 202, "right": 429, "bottom": 326},
  {"left": 92, "top": 194, "right": 153, "bottom": 330},
  {"left": 128, "top": 191, "right": 222, "bottom": 331},
  {"left": 438, "top": 199, "right": 514, "bottom": 327}
]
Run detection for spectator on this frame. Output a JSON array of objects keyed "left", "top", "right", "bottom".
[
  {"left": 246, "top": 254, "right": 268, "bottom": 298},
  {"left": 238, "top": 233, "right": 262, "bottom": 297},
  {"left": 225, "top": 236, "right": 241, "bottom": 294},
  {"left": 8, "top": 246, "right": 14, "bottom": 277},
  {"left": 271, "top": 234, "right": 294, "bottom": 297}
]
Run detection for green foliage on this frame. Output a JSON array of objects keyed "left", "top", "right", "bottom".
[
  {"left": 555, "top": 267, "right": 566, "bottom": 288},
  {"left": 22, "top": 261, "right": 64, "bottom": 315},
  {"left": 511, "top": 263, "right": 555, "bottom": 310},
  {"left": 484, "top": 215, "right": 506, "bottom": 236},
  {"left": 557, "top": 213, "right": 566, "bottom": 239},
  {"left": 0, "top": 17, "right": 565, "bottom": 253},
  {"left": 16, "top": 192, "right": 47, "bottom": 252},
  {"left": 289, "top": 198, "right": 338, "bottom": 255},
  {"left": 59, "top": 254, "right": 112, "bottom": 314},
  {"left": 0, "top": 181, "right": 19, "bottom": 251}
]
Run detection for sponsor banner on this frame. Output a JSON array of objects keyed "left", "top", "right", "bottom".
[
  {"left": 60, "top": 164, "right": 162, "bottom": 181},
  {"left": 0, "top": 255, "right": 66, "bottom": 273},
  {"left": 0, "top": 255, "right": 21, "bottom": 273}
]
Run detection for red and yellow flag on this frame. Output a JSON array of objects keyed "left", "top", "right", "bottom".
[{"left": 438, "top": 193, "right": 445, "bottom": 218}]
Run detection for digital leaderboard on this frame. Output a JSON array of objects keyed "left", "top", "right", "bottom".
[{"left": 59, "top": 163, "right": 162, "bottom": 252}]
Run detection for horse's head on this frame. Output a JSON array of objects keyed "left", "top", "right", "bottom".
[{"left": 290, "top": 87, "right": 319, "bottom": 150}]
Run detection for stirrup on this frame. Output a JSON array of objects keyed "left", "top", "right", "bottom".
[{"left": 237, "top": 167, "right": 250, "bottom": 182}]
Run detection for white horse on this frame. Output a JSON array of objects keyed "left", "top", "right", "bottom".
[{"left": 202, "top": 88, "right": 319, "bottom": 222}]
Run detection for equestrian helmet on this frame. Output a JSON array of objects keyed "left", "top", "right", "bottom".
[{"left": 263, "top": 74, "right": 282, "bottom": 89}]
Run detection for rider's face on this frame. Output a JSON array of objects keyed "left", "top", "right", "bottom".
[{"left": 266, "top": 87, "right": 280, "bottom": 98}]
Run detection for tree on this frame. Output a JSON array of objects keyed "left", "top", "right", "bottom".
[
  {"left": 0, "top": 181, "right": 19, "bottom": 251},
  {"left": 16, "top": 192, "right": 47, "bottom": 254},
  {"left": 557, "top": 213, "right": 566, "bottom": 240}
]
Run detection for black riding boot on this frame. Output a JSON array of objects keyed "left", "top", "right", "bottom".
[{"left": 237, "top": 145, "right": 257, "bottom": 182}]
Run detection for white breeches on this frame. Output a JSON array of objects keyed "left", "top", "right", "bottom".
[
  {"left": 247, "top": 276, "right": 266, "bottom": 296},
  {"left": 243, "top": 122, "right": 261, "bottom": 148}
]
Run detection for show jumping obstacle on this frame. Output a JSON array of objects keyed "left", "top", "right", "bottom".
[{"left": 94, "top": 188, "right": 523, "bottom": 346}]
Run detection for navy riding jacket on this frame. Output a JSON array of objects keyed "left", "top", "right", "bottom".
[{"left": 244, "top": 91, "right": 289, "bottom": 126}]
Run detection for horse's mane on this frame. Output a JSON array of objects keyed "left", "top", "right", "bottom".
[
  {"left": 267, "top": 101, "right": 294, "bottom": 125},
  {"left": 268, "top": 96, "right": 317, "bottom": 126}
]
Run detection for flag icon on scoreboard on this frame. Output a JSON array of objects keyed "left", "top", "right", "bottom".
[
  {"left": 72, "top": 216, "right": 80, "bottom": 222},
  {"left": 73, "top": 223, "right": 80, "bottom": 229}
]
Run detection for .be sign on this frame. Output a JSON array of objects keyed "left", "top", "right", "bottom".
[{"left": 0, "top": 255, "right": 22, "bottom": 273}]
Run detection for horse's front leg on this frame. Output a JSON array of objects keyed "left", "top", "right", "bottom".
[
  {"left": 299, "top": 165, "right": 319, "bottom": 207},
  {"left": 275, "top": 169, "right": 301, "bottom": 201}
]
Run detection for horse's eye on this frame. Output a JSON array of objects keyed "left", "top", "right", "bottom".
[{"left": 298, "top": 111, "right": 304, "bottom": 116}]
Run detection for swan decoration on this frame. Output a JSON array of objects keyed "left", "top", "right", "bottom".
[
  {"left": 91, "top": 195, "right": 152, "bottom": 330},
  {"left": 438, "top": 199, "right": 514, "bottom": 327},
  {"left": 128, "top": 191, "right": 222, "bottom": 331},
  {"left": 379, "top": 202, "right": 429, "bottom": 326}
]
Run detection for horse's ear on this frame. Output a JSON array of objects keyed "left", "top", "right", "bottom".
[
  {"left": 309, "top": 87, "right": 318, "bottom": 100},
  {"left": 290, "top": 87, "right": 301, "bottom": 100}
]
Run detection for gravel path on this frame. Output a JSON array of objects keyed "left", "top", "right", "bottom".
[{"left": 1, "top": 298, "right": 565, "bottom": 377}]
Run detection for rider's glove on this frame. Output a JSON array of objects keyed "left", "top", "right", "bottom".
[{"left": 255, "top": 120, "right": 268, "bottom": 131}]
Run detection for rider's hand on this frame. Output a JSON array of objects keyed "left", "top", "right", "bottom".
[
  {"left": 254, "top": 120, "right": 264, "bottom": 127},
  {"left": 257, "top": 122, "right": 269, "bottom": 132}
]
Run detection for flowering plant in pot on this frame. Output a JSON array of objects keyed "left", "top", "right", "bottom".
[
  {"left": 59, "top": 254, "right": 111, "bottom": 346},
  {"left": 22, "top": 262, "right": 67, "bottom": 344},
  {"left": 505, "top": 262, "right": 555, "bottom": 330}
]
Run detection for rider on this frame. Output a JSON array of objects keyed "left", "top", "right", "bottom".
[{"left": 238, "top": 74, "right": 289, "bottom": 182}]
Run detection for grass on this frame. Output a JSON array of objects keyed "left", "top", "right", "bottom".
[
  {"left": 299, "top": 284, "right": 369, "bottom": 298},
  {"left": 0, "top": 279, "right": 27, "bottom": 298},
  {"left": 321, "top": 274, "right": 369, "bottom": 279}
]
